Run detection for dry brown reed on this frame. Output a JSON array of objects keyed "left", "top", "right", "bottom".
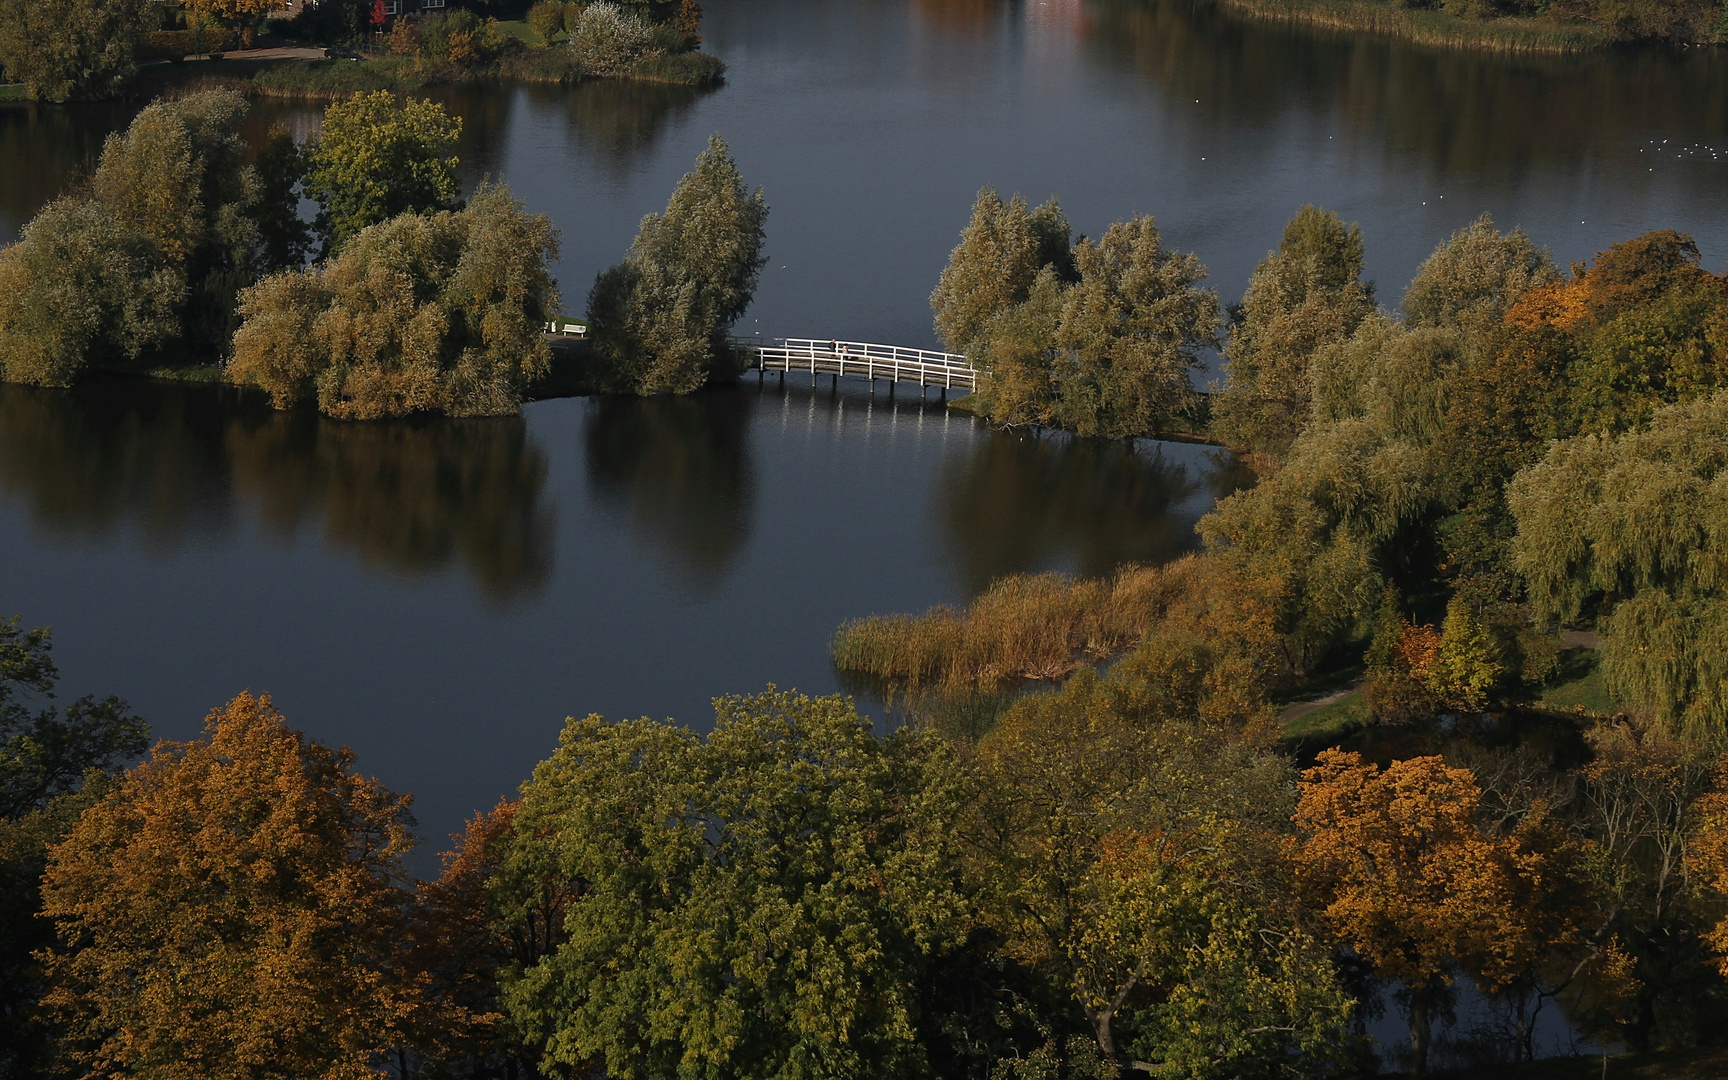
[{"left": 832, "top": 564, "right": 1182, "bottom": 694}]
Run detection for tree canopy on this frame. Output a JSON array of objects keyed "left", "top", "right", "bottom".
[
  {"left": 1212, "top": 205, "right": 1377, "bottom": 461},
  {"left": 230, "top": 183, "right": 560, "bottom": 418},
  {"left": 497, "top": 687, "right": 965, "bottom": 1080},
  {"left": 0, "top": 0, "right": 152, "bottom": 102},
  {"left": 937, "top": 194, "right": 1220, "bottom": 438},
  {"left": 587, "top": 134, "right": 768, "bottom": 394},
  {"left": 38, "top": 692, "right": 431, "bottom": 1080},
  {"left": 305, "top": 91, "right": 464, "bottom": 255}
]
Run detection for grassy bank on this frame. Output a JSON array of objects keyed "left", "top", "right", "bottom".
[{"left": 1211, "top": 0, "right": 1615, "bottom": 52}]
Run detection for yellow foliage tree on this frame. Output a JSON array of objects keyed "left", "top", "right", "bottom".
[
  {"left": 38, "top": 692, "right": 440, "bottom": 1080},
  {"left": 1290, "top": 750, "right": 1553, "bottom": 1077}
]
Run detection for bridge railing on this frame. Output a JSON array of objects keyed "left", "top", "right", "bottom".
[{"left": 733, "top": 337, "right": 978, "bottom": 389}]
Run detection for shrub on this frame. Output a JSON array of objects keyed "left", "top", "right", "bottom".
[
  {"left": 567, "top": 2, "right": 655, "bottom": 77},
  {"left": 418, "top": 10, "right": 513, "bottom": 67},
  {"left": 135, "top": 28, "right": 240, "bottom": 60},
  {"left": 527, "top": 0, "right": 566, "bottom": 40}
]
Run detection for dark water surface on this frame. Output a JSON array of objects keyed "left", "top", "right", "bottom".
[
  {"left": 0, "top": 377, "right": 1241, "bottom": 848},
  {"left": 2, "top": 0, "right": 1726, "bottom": 855}
]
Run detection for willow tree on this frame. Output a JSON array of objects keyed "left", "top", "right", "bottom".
[
  {"left": 1051, "top": 215, "right": 1220, "bottom": 437},
  {"left": 930, "top": 187, "right": 1072, "bottom": 353},
  {"left": 1212, "top": 205, "right": 1377, "bottom": 461},
  {"left": 1200, "top": 217, "right": 1561, "bottom": 669},
  {"left": 1509, "top": 390, "right": 1728, "bottom": 735},
  {"left": 92, "top": 89, "right": 261, "bottom": 348},
  {"left": 588, "top": 134, "right": 768, "bottom": 394},
  {"left": 230, "top": 183, "right": 559, "bottom": 418},
  {"left": 0, "top": 198, "right": 180, "bottom": 386}
]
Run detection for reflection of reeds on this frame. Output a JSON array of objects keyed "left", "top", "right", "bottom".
[
  {"left": 833, "top": 565, "right": 1175, "bottom": 693},
  {"left": 1209, "top": 0, "right": 1608, "bottom": 53}
]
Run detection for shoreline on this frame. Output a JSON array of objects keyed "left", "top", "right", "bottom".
[{"left": 1208, "top": 0, "right": 1653, "bottom": 54}]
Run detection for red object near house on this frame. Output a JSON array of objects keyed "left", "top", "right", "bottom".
[{"left": 370, "top": 0, "right": 388, "bottom": 26}]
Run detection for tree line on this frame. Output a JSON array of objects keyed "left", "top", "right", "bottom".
[
  {"left": 0, "top": 88, "right": 769, "bottom": 415},
  {"left": 10, "top": 613, "right": 1728, "bottom": 1079}
]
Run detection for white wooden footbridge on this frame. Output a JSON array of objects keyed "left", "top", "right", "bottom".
[{"left": 735, "top": 337, "right": 979, "bottom": 393}]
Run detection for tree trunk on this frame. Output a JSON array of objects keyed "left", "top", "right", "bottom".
[
  {"left": 1408, "top": 990, "right": 1432, "bottom": 1078},
  {"left": 1089, "top": 1007, "right": 1118, "bottom": 1063}
]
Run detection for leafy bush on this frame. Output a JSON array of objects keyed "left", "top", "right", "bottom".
[
  {"left": 135, "top": 28, "right": 240, "bottom": 60},
  {"left": 418, "top": 10, "right": 516, "bottom": 68},
  {"left": 566, "top": 2, "right": 655, "bottom": 77},
  {"left": 527, "top": 0, "right": 566, "bottom": 40}
]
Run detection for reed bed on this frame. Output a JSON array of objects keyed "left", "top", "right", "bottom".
[
  {"left": 1212, "top": 0, "right": 1610, "bottom": 53},
  {"left": 833, "top": 565, "right": 1180, "bottom": 693}
]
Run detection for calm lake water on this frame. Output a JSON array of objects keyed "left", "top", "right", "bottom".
[{"left": 2, "top": 0, "right": 1726, "bottom": 863}]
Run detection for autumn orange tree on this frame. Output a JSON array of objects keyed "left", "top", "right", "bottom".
[
  {"left": 1290, "top": 750, "right": 1557, "bottom": 1077},
  {"left": 38, "top": 692, "right": 446, "bottom": 1080}
]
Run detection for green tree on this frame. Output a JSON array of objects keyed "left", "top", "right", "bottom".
[
  {"left": 1051, "top": 215, "right": 1220, "bottom": 438},
  {"left": 587, "top": 134, "right": 767, "bottom": 394},
  {"left": 0, "top": 615, "right": 148, "bottom": 1079},
  {"left": 0, "top": 0, "right": 153, "bottom": 102},
  {"left": 1428, "top": 594, "right": 1505, "bottom": 710},
  {"left": 931, "top": 188, "right": 1072, "bottom": 353},
  {"left": 1508, "top": 390, "right": 1728, "bottom": 735},
  {"left": 39, "top": 691, "right": 436, "bottom": 1080},
  {"left": 252, "top": 123, "right": 313, "bottom": 273},
  {"left": 1200, "top": 216, "right": 1559, "bottom": 671},
  {"left": 0, "top": 197, "right": 180, "bottom": 386},
  {"left": 967, "top": 265, "right": 1065, "bottom": 428},
  {"left": 230, "top": 183, "right": 559, "bottom": 418},
  {"left": 1212, "top": 205, "right": 1377, "bottom": 461},
  {"left": 964, "top": 671, "right": 1354, "bottom": 1076},
  {"left": 497, "top": 687, "right": 965, "bottom": 1080},
  {"left": 1401, "top": 213, "right": 1557, "bottom": 335},
  {"left": 304, "top": 90, "right": 463, "bottom": 254},
  {"left": 91, "top": 89, "right": 260, "bottom": 348}
]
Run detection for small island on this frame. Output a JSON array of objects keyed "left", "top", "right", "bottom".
[{"left": 0, "top": 0, "right": 724, "bottom": 105}]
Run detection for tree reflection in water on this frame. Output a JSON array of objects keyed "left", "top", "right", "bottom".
[
  {"left": 525, "top": 79, "right": 712, "bottom": 179},
  {"left": 936, "top": 428, "right": 1254, "bottom": 595},
  {"left": 0, "top": 380, "right": 239, "bottom": 548},
  {"left": 1085, "top": 0, "right": 1728, "bottom": 185},
  {"left": 584, "top": 389, "right": 755, "bottom": 594},
  {"left": 0, "top": 380, "right": 554, "bottom": 602},
  {"left": 227, "top": 408, "right": 554, "bottom": 602}
]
